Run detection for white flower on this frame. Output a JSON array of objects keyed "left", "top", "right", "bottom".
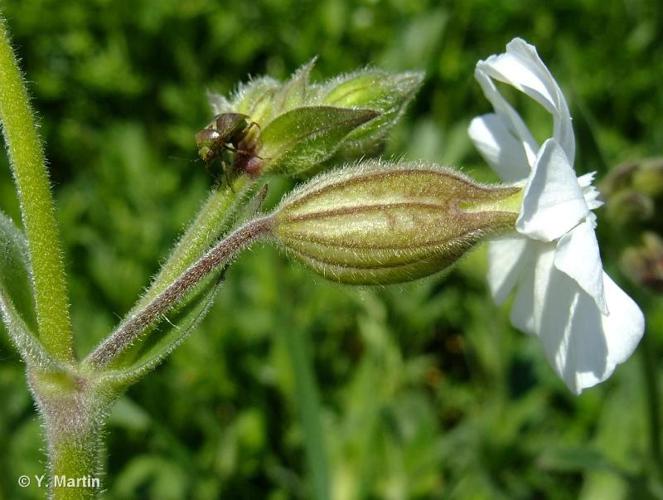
[{"left": 468, "top": 38, "right": 645, "bottom": 394}]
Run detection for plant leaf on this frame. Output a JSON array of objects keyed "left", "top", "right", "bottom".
[{"left": 0, "top": 211, "right": 36, "bottom": 327}]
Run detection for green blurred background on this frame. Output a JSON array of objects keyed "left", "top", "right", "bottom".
[{"left": 1, "top": 0, "right": 663, "bottom": 498}]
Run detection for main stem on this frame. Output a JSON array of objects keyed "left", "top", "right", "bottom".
[
  {"left": 44, "top": 407, "right": 103, "bottom": 500},
  {"left": 0, "top": 15, "right": 73, "bottom": 362},
  {"left": 30, "top": 369, "right": 109, "bottom": 500}
]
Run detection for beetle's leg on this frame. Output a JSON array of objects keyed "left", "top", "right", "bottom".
[
  {"left": 223, "top": 161, "right": 236, "bottom": 193},
  {"left": 245, "top": 121, "right": 261, "bottom": 133},
  {"left": 224, "top": 143, "right": 256, "bottom": 156}
]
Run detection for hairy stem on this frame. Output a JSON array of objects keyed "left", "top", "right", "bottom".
[
  {"left": 137, "top": 176, "right": 253, "bottom": 307},
  {"left": 87, "top": 215, "right": 274, "bottom": 367},
  {"left": 0, "top": 15, "right": 73, "bottom": 362},
  {"left": 44, "top": 407, "right": 103, "bottom": 500},
  {"left": 29, "top": 368, "right": 111, "bottom": 500}
]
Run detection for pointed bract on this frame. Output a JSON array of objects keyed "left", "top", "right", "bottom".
[
  {"left": 260, "top": 106, "right": 379, "bottom": 175},
  {"left": 271, "top": 58, "right": 318, "bottom": 115}
]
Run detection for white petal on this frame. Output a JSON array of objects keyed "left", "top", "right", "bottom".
[
  {"left": 577, "top": 172, "right": 604, "bottom": 210},
  {"left": 534, "top": 268, "right": 644, "bottom": 394},
  {"left": 487, "top": 236, "right": 530, "bottom": 304},
  {"left": 468, "top": 114, "right": 531, "bottom": 182},
  {"left": 510, "top": 242, "right": 553, "bottom": 335},
  {"left": 577, "top": 172, "right": 596, "bottom": 188},
  {"left": 517, "top": 139, "right": 588, "bottom": 241},
  {"left": 474, "top": 68, "right": 540, "bottom": 166},
  {"left": 554, "top": 219, "right": 607, "bottom": 314},
  {"left": 478, "top": 38, "right": 575, "bottom": 162},
  {"left": 563, "top": 293, "right": 610, "bottom": 393},
  {"left": 510, "top": 265, "right": 536, "bottom": 335},
  {"left": 534, "top": 264, "right": 583, "bottom": 392},
  {"left": 597, "top": 272, "right": 645, "bottom": 370}
]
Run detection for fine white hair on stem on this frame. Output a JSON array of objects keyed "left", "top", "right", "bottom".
[{"left": 86, "top": 215, "right": 274, "bottom": 368}]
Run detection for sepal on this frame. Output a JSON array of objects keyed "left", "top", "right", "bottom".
[{"left": 272, "top": 160, "right": 521, "bottom": 284}]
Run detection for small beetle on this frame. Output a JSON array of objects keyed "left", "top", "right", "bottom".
[{"left": 195, "top": 113, "right": 263, "bottom": 178}]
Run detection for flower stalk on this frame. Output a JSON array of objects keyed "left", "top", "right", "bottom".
[
  {"left": 87, "top": 215, "right": 274, "bottom": 368},
  {"left": 136, "top": 176, "right": 254, "bottom": 307}
]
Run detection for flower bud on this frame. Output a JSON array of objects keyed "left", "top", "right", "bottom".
[
  {"left": 620, "top": 232, "right": 663, "bottom": 293},
  {"left": 270, "top": 58, "right": 318, "bottom": 115},
  {"left": 202, "top": 63, "right": 424, "bottom": 179},
  {"left": 203, "top": 62, "right": 382, "bottom": 178},
  {"left": 232, "top": 76, "right": 281, "bottom": 125},
  {"left": 601, "top": 158, "right": 663, "bottom": 226},
  {"left": 605, "top": 189, "right": 654, "bottom": 225},
  {"left": 271, "top": 160, "right": 521, "bottom": 284},
  {"left": 322, "top": 69, "right": 424, "bottom": 158},
  {"left": 632, "top": 158, "right": 663, "bottom": 198}
]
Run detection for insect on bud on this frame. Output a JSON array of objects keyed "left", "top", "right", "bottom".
[
  {"left": 271, "top": 160, "right": 522, "bottom": 284},
  {"left": 201, "top": 62, "right": 425, "bottom": 179}
]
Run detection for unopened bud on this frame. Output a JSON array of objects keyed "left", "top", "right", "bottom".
[
  {"left": 260, "top": 106, "right": 379, "bottom": 176},
  {"left": 271, "top": 160, "right": 521, "bottom": 284},
  {"left": 322, "top": 70, "right": 424, "bottom": 158},
  {"left": 632, "top": 158, "right": 663, "bottom": 198},
  {"left": 270, "top": 58, "right": 318, "bottom": 115},
  {"left": 231, "top": 76, "right": 281, "bottom": 125},
  {"left": 620, "top": 232, "right": 663, "bottom": 293},
  {"left": 203, "top": 63, "right": 424, "bottom": 179},
  {"left": 203, "top": 61, "right": 384, "bottom": 178},
  {"left": 605, "top": 189, "right": 654, "bottom": 225},
  {"left": 601, "top": 158, "right": 663, "bottom": 227}
]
